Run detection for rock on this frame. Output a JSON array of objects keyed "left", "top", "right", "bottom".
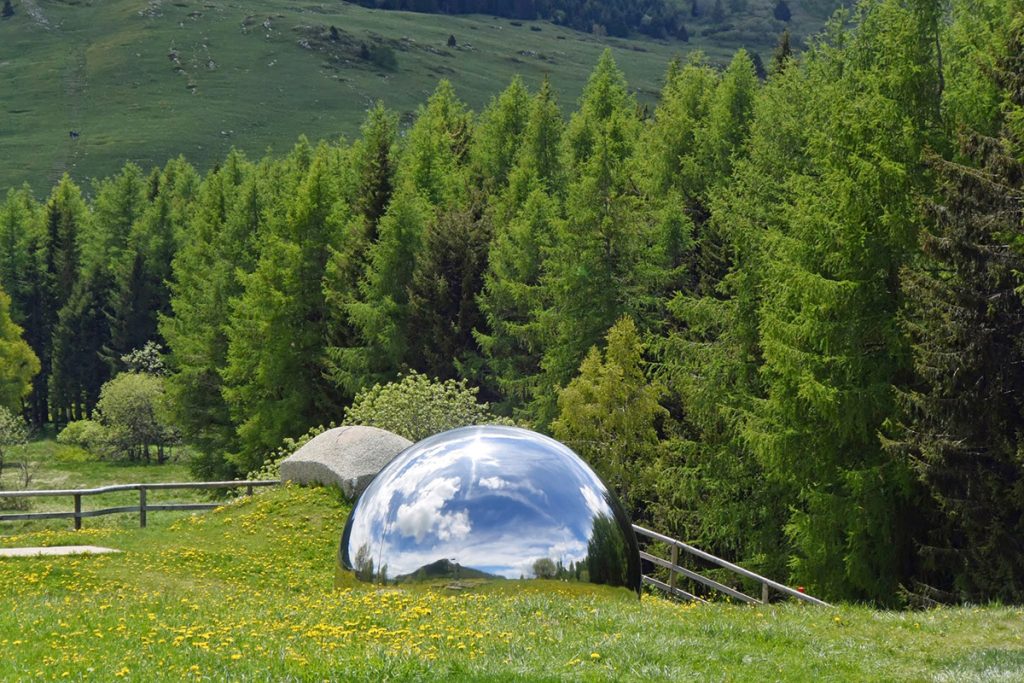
[{"left": 279, "top": 426, "right": 411, "bottom": 499}]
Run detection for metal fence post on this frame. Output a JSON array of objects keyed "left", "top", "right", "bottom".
[
  {"left": 669, "top": 544, "right": 678, "bottom": 592},
  {"left": 762, "top": 581, "right": 770, "bottom": 605},
  {"left": 74, "top": 494, "right": 82, "bottom": 531}
]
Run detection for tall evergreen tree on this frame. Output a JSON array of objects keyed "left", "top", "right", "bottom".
[
  {"left": 326, "top": 180, "right": 431, "bottom": 395},
  {"left": 744, "top": 0, "right": 944, "bottom": 601},
  {"left": 223, "top": 144, "right": 349, "bottom": 472},
  {"left": 406, "top": 204, "right": 492, "bottom": 381},
  {"left": 887, "top": 12, "right": 1024, "bottom": 603},
  {"left": 21, "top": 175, "right": 88, "bottom": 425},
  {"left": 348, "top": 102, "right": 399, "bottom": 230},
  {"left": 0, "top": 186, "right": 39, "bottom": 323},
  {"left": 476, "top": 188, "right": 557, "bottom": 414},
  {"left": 163, "top": 149, "right": 255, "bottom": 478},
  {"left": 104, "top": 158, "right": 197, "bottom": 371},
  {"left": 398, "top": 80, "right": 472, "bottom": 209},
  {"left": 470, "top": 76, "right": 531, "bottom": 194},
  {"left": 497, "top": 77, "right": 565, "bottom": 227}
]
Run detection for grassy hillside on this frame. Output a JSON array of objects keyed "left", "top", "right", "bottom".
[
  {"left": 0, "top": 0, "right": 839, "bottom": 194},
  {"left": 1, "top": 484, "right": 1022, "bottom": 681}
]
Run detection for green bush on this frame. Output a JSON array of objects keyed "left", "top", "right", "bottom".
[
  {"left": 343, "top": 371, "right": 513, "bottom": 442},
  {"left": 94, "top": 372, "right": 179, "bottom": 464},
  {"left": 56, "top": 419, "right": 107, "bottom": 452}
]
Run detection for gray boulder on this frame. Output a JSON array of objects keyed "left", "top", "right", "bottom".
[{"left": 279, "top": 426, "right": 412, "bottom": 499}]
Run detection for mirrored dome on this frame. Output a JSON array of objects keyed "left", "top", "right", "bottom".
[{"left": 338, "top": 425, "right": 641, "bottom": 596}]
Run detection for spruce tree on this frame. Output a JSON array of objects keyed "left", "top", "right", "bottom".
[
  {"left": 223, "top": 144, "right": 349, "bottom": 472},
  {"left": 0, "top": 186, "right": 38, "bottom": 323},
  {"left": 744, "top": 0, "right": 944, "bottom": 601},
  {"left": 326, "top": 180, "right": 430, "bottom": 395},
  {"left": 552, "top": 316, "right": 666, "bottom": 516},
  {"left": 406, "top": 204, "right": 491, "bottom": 381},
  {"left": 887, "top": 14, "right": 1024, "bottom": 602},
  {"left": 20, "top": 175, "right": 88, "bottom": 425},
  {"left": 476, "top": 188, "right": 557, "bottom": 415},
  {"left": 348, "top": 102, "right": 398, "bottom": 230},
  {"left": 163, "top": 149, "right": 255, "bottom": 478}
]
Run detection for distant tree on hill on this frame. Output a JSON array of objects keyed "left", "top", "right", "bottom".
[
  {"left": 773, "top": 0, "right": 791, "bottom": 22},
  {"left": 447, "top": 34, "right": 457, "bottom": 47},
  {"left": 1, "top": 1, "right": 13, "bottom": 19},
  {"left": 772, "top": 29, "right": 792, "bottom": 73}
]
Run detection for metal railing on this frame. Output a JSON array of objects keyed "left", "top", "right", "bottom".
[
  {"left": 0, "top": 480, "right": 281, "bottom": 530},
  {"left": 633, "top": 524, "right": 830, "bottom": 607}
]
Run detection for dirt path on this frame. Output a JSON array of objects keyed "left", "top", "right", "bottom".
[{"left": 50, "top": 41, "right": 87, "bottom": 185}]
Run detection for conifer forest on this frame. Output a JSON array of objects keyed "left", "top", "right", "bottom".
[{"left": 2, "top": 0, "right": 1023, "bottom": 605}]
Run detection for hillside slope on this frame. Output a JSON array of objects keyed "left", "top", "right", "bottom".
[
  {"left": 0, "top": 0, "right": 839, "bottom": 193},
  {"left": 1, "top": 485, "right": 1022, "bottom": 680}
]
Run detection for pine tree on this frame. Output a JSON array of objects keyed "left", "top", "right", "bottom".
[
  {"left": 470, "top": 76, "right": 531, "bottom": 193},
  {"left": 476, "top": 188, "right": 557, "bottom": 414},
  {"left": 162, "top": 149, "right": 255, "bottom": 478},
  {"left": 223, "top": 144, "right": 349, "bottom": 472},
  {"left": 552, "top": 317, "right": 666, "bottom": 515},
  {"left": 406, "top": 204, "right": 492, "bottom": 381},
  {"left": 326, "top": 180, "right": 430, "bottom": 395},
  {"left": 887, "top": 13, "right": 1024, "bottom": 603}
]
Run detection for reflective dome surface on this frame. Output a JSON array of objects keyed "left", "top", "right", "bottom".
[{"left": 339, "top": 426, "right": 641, "bottom": 595}]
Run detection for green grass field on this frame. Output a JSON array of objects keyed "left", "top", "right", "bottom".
[
  {"left": 0, "top": 0, "right": 838, "bottom": 195},
  {"left": 1, "top": 483, "right": 1022, "bottom": 681}
]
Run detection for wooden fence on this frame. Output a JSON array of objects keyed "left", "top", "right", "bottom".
[{"left": 0, "top": 480, "right": 280, "bottom": 530}]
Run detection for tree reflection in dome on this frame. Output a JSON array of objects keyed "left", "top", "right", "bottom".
[{"left": 338, "top": 426, "right": 641, "bottom": 595}]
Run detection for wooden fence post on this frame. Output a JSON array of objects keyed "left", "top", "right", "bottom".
[
  {"left": 139, "top": 487, "right": 147, "bottom": 528},
  {"left": 74, "top": 494, "right": 81, "bottom": 531}
]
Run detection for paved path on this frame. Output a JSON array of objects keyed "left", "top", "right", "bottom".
[{"left": 0, "top": 546, "right": 121, "bottom": 558}]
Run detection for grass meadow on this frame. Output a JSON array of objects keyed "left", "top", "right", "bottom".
[
  {"left": 1, "top": 480, "right": 1023, "bottom": 681},
  {"left": 0, "top": 0, "right": 832, "bottom": 194}
]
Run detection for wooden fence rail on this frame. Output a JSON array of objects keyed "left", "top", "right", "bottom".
[
  {"left": 632, "top": 524, "right": 830, "bottom": 607},
  {"left": 0, "top": 480, "right": 281, "bottom": 530}
]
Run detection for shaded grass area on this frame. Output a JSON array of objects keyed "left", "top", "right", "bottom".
[
  {"left": 0, "top": 0, "right": 833, "bottom": 194},
  {"left": 0, "top": 439, "right": 208, "bottom": 535},
  {"left": 0, "top": 484, "right": 1022, "bottom": 681}
]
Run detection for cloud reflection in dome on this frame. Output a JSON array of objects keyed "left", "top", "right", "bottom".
[{"left": 338, "top": 426, "right": 640, "bottom": 594}]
